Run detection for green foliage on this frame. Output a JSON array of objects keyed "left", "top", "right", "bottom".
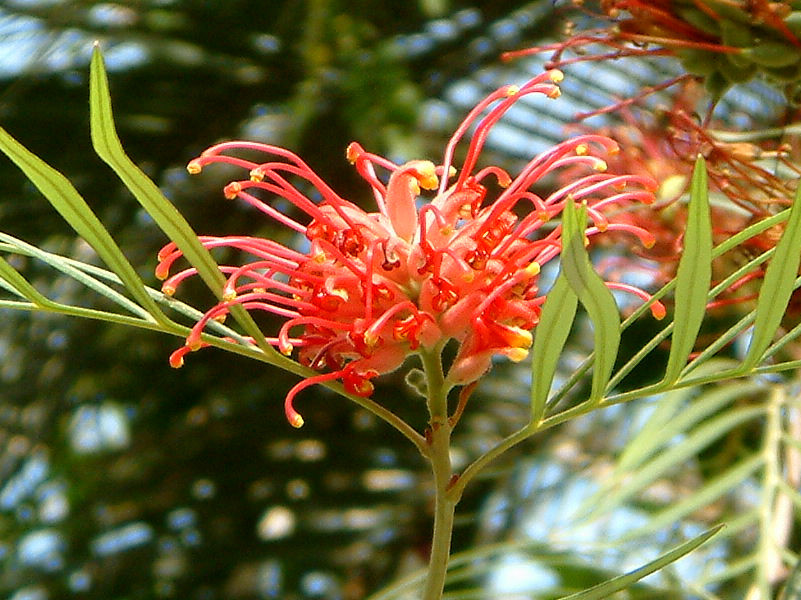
[
  {"left": 743, "top": 181, "right": 801, "bottom": 369},
  {"left": 663, "top": 156, "right": 712, "bottom": 385},
  {"left": 530, "top": 274, "right": 577, "bottom": 423},
  {"left": 88, "top": 46, "right": 279, "bottom": 359},
  {"left": 1, "top": 2, "right": 801, "bottom": 598},
  {"left": 0, "top": 125, "right": 169, "bottom": 326},
  {"left": 559, "top": 526, "right": 723, "bottom": 600},
  {"left": 560, "top": 199, "right": 620, "bottom": 403}
]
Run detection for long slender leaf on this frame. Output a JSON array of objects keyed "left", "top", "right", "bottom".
[
  {"left": 558, "top": 525, "right": 723, "bottom": 600},
  {"left": 617, "top": 377, "right": 761, "bottom": 473},
  {"left": 89, "top": 45, "right": 224, "bottom": 297},
  {"left": 0, "top": 249, "right": 159, "bottom": 330},
  {"left": 700, "top": 554, "right": 758, "bottom": 586},
  {"left": 550, "top": 207, "right": 790, "bottom": 409},
  {"left": 0, "top": 126, "right": 168, "bottom": 325},
  {"left": 589, "top": 405, "right": 765, "bottom": 516},
  {"left": 620, "top": 453, "right": 763, "bottom": 540},
  {"left": 664, "top": 156, "right": 712, "bottom": 384},
  {"left": 0, "top": 256, "right": 52, "bottom": 306},
  {"left": 743, "top": 182, "right": 801, "bottom": 369},
  {"left": 0, "top": 233, "right": 154, "bottom": 320},
  {"left": 561, "top": 199, "right": 620, "bottom": 401},
  {"left": 88, "top": 45, "right": 277, "bottom": 358},
  {"left": 582, "top": 381, "right": 761, "bottom": 519},
  {"left": 530, "top": 273, "right": 578, "bottom": 422},
  {"left": 764, "top": 317, "right": 801, "bottom": 360},
  {"left": 616, "top": 386, "right": 695, "bottom": 471}
]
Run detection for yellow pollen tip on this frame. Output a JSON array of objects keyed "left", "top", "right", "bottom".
[
  {"left": 313, "top": 251, "right": 327, "bottom": 264},
  {"left": 506, "top": 85, "right": 520, "bottom": 97},
  {"left": 575, "top": 144, "right": 589, "bottom": 156},
  {"left": 549, "top": 69, "right": 564, "bottom": 83},
  {"left": 594, "top": 160, "right": 608, "bottom": 172},
  {"left": 222, "top": 290, "right": 237, "bottom": 301},
  {"left": 525, "top": 261, "right": 540, "bottom": 277},
  {"left": 461, "top": 271, "right": 475, "bottom": 283},
  {"left": 224, "top": 182, "right": 242, "bottom": 200},
  {"left": 447, "top": 166, "right": 457, "bottom": 179},
  {"left": 249, "top": 169, "right": 265, "bottom": 182},
  {"left": 507, "top": 348, "right": 529, "bottom": 362},
  {"left": 510, "top": 326, "right": 533, "bottom": 348},
  {"left": 608, "top": 143, "right": 620, "bottom": 156},
  {"left": 415, "top": 161, "right": 439, "bottom": 190},
  {"left": 188, "top": 339, "right": 203, "bottom": 352},
  {"left": 290, "top": 414, "right": 305, "bottom": 428},
  {"left": 652, "top": 301, "right": 667, "bottom": 320},
  {"left": 345, "top": 142, "right": 360, "bottom": 163},
  {"left": 187, "top": 161, "right": 202, "bottom": 175},
  {"left": 547, "top": 87, "right": 561, "bottom": 99},
  {"left": 170, "top": 356, "right": 184, "bottom": 368},
  {"left": 364, "top": 331, "right": 379, "bottom": 347},
  {"left": 213, "top": 314, "right": 227, "bottom": 324},
  {"left": 280, "top": 343, "right": 294, "bottom": 356},
  {"left": 162, "top": 285, "right": 176, "bottom": 297}
]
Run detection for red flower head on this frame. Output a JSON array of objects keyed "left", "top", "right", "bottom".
[
  {"left": 505, "top": 0, "right": 801, "bottom": 101},
  {"left": 157, "top": 70, "right": 660, "bottom": 427}
]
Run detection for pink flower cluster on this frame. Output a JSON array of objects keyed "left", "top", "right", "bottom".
[{"left": 157, "top": 70, "right": 660, "bottom": 427}]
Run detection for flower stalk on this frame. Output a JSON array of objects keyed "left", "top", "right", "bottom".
[
  {"left": 419, "top": 347, "right": 456, "bottom": 600},
  {"left": 423, "top": 441, "right": 456, "bottom": 600}
]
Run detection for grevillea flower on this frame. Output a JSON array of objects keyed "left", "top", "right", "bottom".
[
  {"left": 506, "top": 0, "right": 801, "bottom": 101},
  {"left": 559, "top": 77, "right": 799, "bottom": 315},
  {"left": 157, "top": 70, "right": 662, "bottom": 428}
]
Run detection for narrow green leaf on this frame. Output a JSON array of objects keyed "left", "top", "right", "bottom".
[
  {"left": 617, "top": 376, "right": 760, "bottom": 473},
  {"left": 549, "top": 208, "right": 790, "bottom": 409},
  {"left": 743, "top": 182, "right": 801, "bottom": 369},
  {"left": 0, "top": 232, "right": 154, "bottom": 320},
  {"left": 664, "top": 156, "right": 712, "bottom": 384},
  {"left": 616, "top": 387, "right": 694, "bottom": 471},
  {"left": 764, "top": 318, "right": 801, "bottom": 360},
  {"left": 561, "top": 198, "right": 620, "bottom": 401},
  {"left": 530, "top": 273, "right": 578, "bottom": 422},
  {"left": 700, "top": 554, "right": 758, "bottom": 586},
  {"left": 89, "top": 45, "right": 224, "bottom": 296},
  {"left": 0, "top": 126, "right": 168, "bottom": 325},
  {"left": 584, "top": 381, "right": 761, "bottom": 519},
  {"left": 0, "top": 250, "right": 161, "bottom": 330},
  {"left": 558, "top": 525, "right": 723, "bottom": 600},
  {"left": 0, "top": 256, "right": 52, "bottom": 305},
  {"left": 89, "top": 45, "right": 276, "bottom": 357},
  {"left": 620, "top": 453, "right": 762, "bottom": 540},
  {"left": 590, "top": 405, "right": 765, "bottom": 516}
]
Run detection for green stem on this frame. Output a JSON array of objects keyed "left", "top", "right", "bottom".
[
  {"left": 448, "top": 423, "right": 536, "bottom": 501},
  {"left": 419, "top": 349, "right": 456, "bottom": 600}
]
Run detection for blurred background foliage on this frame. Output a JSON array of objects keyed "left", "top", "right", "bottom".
[{"left": 0, "top": 1, "right": 800, "bottom": 599}]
